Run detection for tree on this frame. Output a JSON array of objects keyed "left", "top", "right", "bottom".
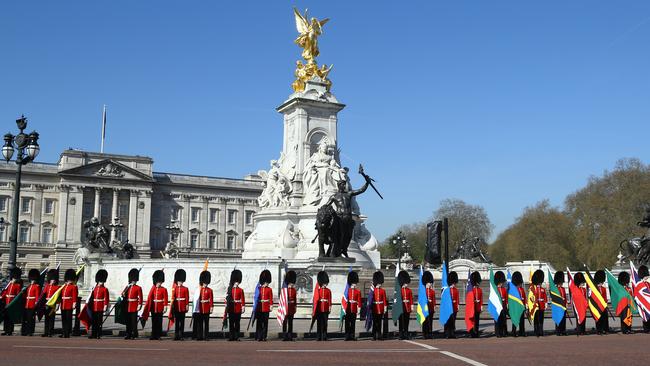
[{"left": 433, "top": 198, "right": 494, "bottom": 256}]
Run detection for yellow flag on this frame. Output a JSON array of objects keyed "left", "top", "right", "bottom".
[
  {"left": 202, "top": 258, "right": 209, "bottom": 271},
  {"left": 527, "top": 286, "right": 537, "bottom": 321}
]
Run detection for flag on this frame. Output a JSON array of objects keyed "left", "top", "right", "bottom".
[
  {"left": 203, "top": 258, "right": 209, "bottom": 271},
  {"left": 438, "top": 261, "right": 453, "bottom": 327},
  {"left": 339, "top": 267, "right": 352, "bottom": 329},
  {"left": 167, "top": 283, "right": 177, "bottom": 331},
  {"left": 548, "top": 269, "right": 566, "bottom": 326},
  {"left": 584, "top": 270, "right": 607, "bottom": 321},
  {"left": 415, "top": 267, "right": 429, "bottom": 325},
  {"left": 527, "top": 284, "right": 538, "bottom": 322},
  {"left": 193, "top": 261, "right": 209, "bottom": 314},
  {"left": 45, "top": 264, "right": 84, "bottom": 316},
  {"left": 391, "top": 266, "right": 403, "bottom": 327},
  {"left": 464, "top": 270, "right": 475, "bottom": 331},
  {"left": 249, "top": 282, "right": 261, "bottom": 327},
  {"left": 308, "top": 280, "right": 321, "bottom": 332},
  {"left": 277, "top": 262, "right": 289, "bottom": 327},
  {"left": 487, "top": 268, "right": 503, "bottom": 322},
  {"left": 114, "top": 285, "right": 130, "bottom": 325},
  {"left": 364, "top": 285, "right": 375, "bottom": 332},
  {"left": 567, "top": 268, "right": 587, "bottom": 324},
  {"left": 78, "top": 285, "right": 95, "bottom": 331},
  {"left": 4, "top": 285, "right": 26, "bottom": 323},
  {"left": 506, "top": 269, "right": 512, "bottom": 285},
  {"left": 605, "top": 269, "right": 635, "bottom": 327},
  {"left": 34, "top": 267, "right": 51, "bottom": 320},
  {"left": 508, "top": 274, "right": 526, "bottom": 326},
  {"left": 630, "top": 261, "right": 650, "bottom": 322}
]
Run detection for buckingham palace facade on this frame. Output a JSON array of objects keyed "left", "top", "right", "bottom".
[{"left": 0, "top": 149, "right": 263, "bottom": 271}]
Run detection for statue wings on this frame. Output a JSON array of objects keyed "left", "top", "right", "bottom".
[{"left": 294, "top": 8, "right": 309, "bottom": 34}]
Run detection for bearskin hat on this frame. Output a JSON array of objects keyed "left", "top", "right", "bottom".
[
  {"left": 46, "top": 268, "right": 59, "bottom": 283},
  {"left": 200, "top": 270, "right": 211, "bottom": 285},
  {"left": 470, "top": 271, "right": 482, "bottom": 286},
  {"left": 398, "top": 270, "right": 411, "bottom": 286},
  {"left": 422, "top": 271, "right": 434, "bottom": 285},
  {"left": 152, "top": 270, "right": 165, "bottom": 285},
  {"left": 128, "top": 268, "right": 139, "bottom": 282},
  {"left": 64, "top": 268, "right": 76, "bottom": 282},
  {"left": 618, "top": 271, "right": 630, "bottom": 286},
  {"left": 532, "top": 269, "right": 544, "bottom": 285},
  {"left": 640, "top": 265, "right": 649, "bottom": 279},
  {"left": 259, "top": 269, "right": 272, "bottom": 285},
  {"left": 493, "top": 271, "right": 506, "bottom": 285},
  {"left": 574, "top": 272, "right": 586, "bottom": 286},
  {"left": 372, "top": 271, "right": 384, "bottom": 286},
  {"left": 95, "top": 269, "right": 108, "bottom": 283},
  {"left": 448, "top": 271, "right": 459, "bottom": 285},
  {"left": 285, "top": 270, "right": 297, "bottom": 285},
  {"left": 553, "top": 271, "right": 564, "bottom": 286},
  {"left": 594, "top": 270, "right": 606, "bottom": 285},
  {"left": 317, "top": 271, "right": 329, "bottom": 286},
  {"left": 512, "top": 271, "right": 523, "bottom": 286},
  {"left": 174, "top": 269, "right": 186, "bottom": 283},
  {"left": 9, "top": 267, "right": 22, "bottom": 280},
  {"left": 230, "top": 269, "right": 242, "bottom": 286},
  {"left": 28, "top": 268, "right": 40, "bottom": 282},
  {"left": 347, "top": 271, "right": 359, "bottom": 285}
]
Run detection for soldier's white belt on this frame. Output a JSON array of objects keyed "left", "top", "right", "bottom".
[
  {"left": 375, "top": 301, "right": 384, "bottom": 304},
  {"left": 234, "top": 300, "right": 242, "bottom": 303},
  {"left": 63, "top": 297, "right": 72, "bottom": 300},
  {"left": 176, "top": 298, "right": 186, "bottom": 301},
  {"left": 200, "top": 300, "right": 210, "bottom": 303},
  {"left": 127, "top": 299, "right": 139, "bottom": 302},
  {"left": 153, "top": 300, "right": 164, "bottom": 302},
  {"left": 93, "top": 299, "right": 105, "bottom": 302},
  {"left": 260, "top": 300, "right": 269, "bottom": 302},
  {"left": 26, "top": 296, "right": 36, "bottom": 300},
  {"left": 403, "top": 300, "right": 410, "bottom": 303},
  {"left": 319, "top": 299, "right": 328, "bottom": 302}
]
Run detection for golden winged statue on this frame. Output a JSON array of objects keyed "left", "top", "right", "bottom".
[{"left": 291, "top": 8, "right": 333, "bottom": 92}]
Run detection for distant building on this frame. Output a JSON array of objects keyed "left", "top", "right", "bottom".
[{"left": 0, "top": 149, "right": 263, "bottom": 271}]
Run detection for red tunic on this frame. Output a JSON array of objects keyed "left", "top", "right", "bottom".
[
  {"left": 60, "top": 283, "right": 78, "bottom": 311},
  {"left": 597, "top": 284, "right": 608, "bottom": 302},
  {"left": 314, "top": 287, "right": 331, "bottom": 313},
  {"left": 91, "top": 285, "right": 110, "bottom": 312},
  {"left": 125, "top": 284, "right": 143, "bottom": 313},
  {"left": 533, "top": 285, "right": 547, "bottom": 311},
  {"left": 198, "top": 286, "right": 213, "bottom": 314},
  {"left": 372, "top": 287, "right": 387, "bottom": 314},
  {"left": 346, "top": 288, "right": 362, "bottom": 314},
  {"left": 1, "top": 282, "right": 22, "bottom": 305},
  {"left": 24, "top": 284, "right": 41, "bottom": 309},
  {"left": 286, "top": 287, "right": 297, "bottom": 315},
  {"left": 401, "top": 287, "right": 413, "bottom": 313},
  {"left": 558, "top": 286, "right": 569, "bottom": 306},
  {"left": 450, "top": 286, "right": 459, "bottom": 313},
  {"left": 172, "top": 285, "right": 190, "bottom": 313},
  {"left": 517, "top": 287, "right": 526, "bottom": 303},
  {"left": 42, "top": 283, "right": 60, "bottom": 302},
  {"left": 471, "top": 287, "right": 483, "bottom": 313},
  {"left": 426, "top": 287, "right": 436, "bottom": 313},
  {"left": 258, "top": 286, "right": 273, "bottom": 313},
  {"left": 498, "top": 286, "right": 508, "bottom": 309},
  {"left": 230, "top": 287, "right": 246, "bottom": 314},
  {"left": 148, "top": 286, "right": 168, "bottom": 314}
]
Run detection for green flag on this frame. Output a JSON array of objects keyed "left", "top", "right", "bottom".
[
  {"left": 606, "top": 269, "right": 637, "bottom": 316},
  {"left": 391, "top": 267, "right": 403, "bottom": 326},
  {"left": 507, "top": 273, "right": 526, "bottom": 325},
  {"left": 5, "top": 287, "right": 26, "bottom": 323}
]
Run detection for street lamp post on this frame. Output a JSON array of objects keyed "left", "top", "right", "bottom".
[
  {"left": 393, "top": 232, "right": 409, "bottom": 270},
  {"left": 2, "top": 115, "right": 40, "bottom": 276}
]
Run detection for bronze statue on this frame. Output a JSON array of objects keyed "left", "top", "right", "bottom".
[
  {"left": 82, "top": 217, "right": 111, "bottom": 253},
  {"left": 620, "top": 206, "right": 650, "bottom": 265},
  {"left": 450, "top": 237, "right": 492, "bottom": 263}
]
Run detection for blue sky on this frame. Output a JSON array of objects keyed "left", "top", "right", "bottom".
[{"left": 1, "top": 1, "right": 649, "bottom": 243}]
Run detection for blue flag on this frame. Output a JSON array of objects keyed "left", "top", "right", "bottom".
[
  {"left": 438, "top": 261, "right": 453, "bottom": 327},
  {"left": 415, "top": 267, "right": 429, "bottom": 324},
  {"left": 250, "top": 282, "right": 261, "bottom": 325},
  {"left": 364, "top": 286, "right": 375, "bottom": 331}
]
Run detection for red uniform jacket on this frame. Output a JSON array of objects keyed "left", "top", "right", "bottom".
[
  {"left": 172, "top": 285, "right": 190, "bottom": 313},
  {"left": 471, "top": 287, "right": 483, "bottom": 313},
  {"left": 314, "top": 287, "right": 331, "bottom": 313},
  {"left": 229, "top": 287, "right": 246, "bottom": 314},
  {"left": 401, "top": 287, "right": 413, "bottom": 313},
  {"left": 42, "top": 283, "right": 60, "bottom": 302},
  {"left": 24, "top": 283, "right": 41, "bottom": 309},
  {"left": 372, "top": 287, "right": 388, "bottom": 314},
  {"left": 347, "top": 288, "right": 362, "bottom": 314},
  {"left": 498, "top": 286, "right": 508, "bottom": 309},
  {"left": 517, "top": 287, "right": 526, "bottom": 303},
  {"left": 257, "top": 286, "right": 273, "bottom": 313},
  {"left": 1, "top": 282, "right": 22, "bottom": 305},
  {"left": 597, "top": 285, "right": 608, "bottom": 303},
  {"left": 61, "top": 283, "right": 78, "bottom": 311},
  {"left": 125, "top": 284, "right": 143, "bottom": 313},
  {"left": 450, "top": 286, "right": 459, "bottom": 313},
  {"left": 426, "top": 287, "right": 436, "bottom": 313},
  {"left": 532, "top": 285, "right": 547, "bottom": 311},
  {"left": 286, "top": 287, "right": 297, "bottom": 315},
  {"left": 91, "top": 285, "right": 110, "bottom": 312},
  {"left": 198, "top": 286, "right": 213, "bottom": 314},
  {"left": 147, "top": 286, "right": 168, "bottom": 314},
  {"left": 558, "top": 286, "right": 569, "bottom": 306}
]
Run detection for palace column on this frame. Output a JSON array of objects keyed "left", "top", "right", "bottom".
[
  {"left": 56, "top": 185, "right": 70, "bottom": 246},
  {"left": 93, "top": 188, "right": 101, "bottom": 218},
  {"left": 110, "top": 188, "right": 119, "bottom": 242},
  {"left": 128, "top": 190, "right": 138, "bottom": 245},
  {"left": 201, "top": 196, "right": 209, "bottom": 249}
]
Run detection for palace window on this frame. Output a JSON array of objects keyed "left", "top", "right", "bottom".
[
  {"left": 208, "top": 234, "right": 217, "bottom": 249},
  {"left": 209, "top": 208, "right": 218, "bottom": 223},
  {"left": 118, "top": 203, "right": 128, "bottom": 218},
  {"left": 190, "top": 233, "right": 199, "bottom": 249},
  {"left": 191, "top": 207, "right": 200, "bottom": 223},
  {"left": 171, "top": 207, "right": 180, "bottom": 221},
  {"left": 44, "top": 199, "right": 55, "bottom": 215},
  {"left": 226, "top": 234, "right": 235, "bottom": 250},
  {"left": 245, "top": 211, "right": 254, "bottom": 225},
  {"left": 20, "top": 198, "right": 31, "bottom": 213},
  {"left": 0, "top": 197, "right": 7, "bottom": 212},
  {"left": 42, "top": 227, "right": 53, "bottom": 244},
  {"left": 227, "top": 209, "right": 237, "bottom": 225},
  {"left": 19, "top": 226, "right": 29, "bottom": 243},
  {"left": 0, "top": 225, "right": 5, "bottom": 241}
]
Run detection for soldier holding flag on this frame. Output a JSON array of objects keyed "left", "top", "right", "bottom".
[
  {"left": 281, "top": 270, "right": 297, "bottom": 341},
  {"left": 124, "top": 268, "right": 143, "bottom": 340},
  {"left": 170, "top": 269, "right": 189, "bottom": 341},
  {"left": 21, "top": 269, "right": 41, "bottom": 336},
  {"left": 41, "top": 269, "right": 59, "bottom": 337},
  {"left": 195, "top": 270, "right": 213, "bottom": 341},
  {"left": 254, "top": 269, "right": 273, "bottom": 341},
  {"left": 60, "top": 269, "right": 78, "bottom": 338},
  {"left": 343, "top": 271, "right": 361, "bottom": 341},
  {"left": 89, "top": 269, "right": 109, "bottom": 339},
  {"left": 313, "top": 271, "right": 331, "bottom": 341},
  {"left": 225, "top": 269, "right": 245, "bottom": 341},
  {"left": 370, "top": 271, "right": 387, "bottom": 341},
  {"left": 421, "top": 271, "right": 436, "bottom": 339},
  {"left": 1, "top": 268, "right": 22, "bottom": 336},
  {"left": 397, "top": 270, "right": 413, "bottom": 340}
]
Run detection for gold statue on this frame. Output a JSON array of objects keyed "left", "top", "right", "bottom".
[{"left": 291, "top": 8, "right": 333, "bottom": 92}]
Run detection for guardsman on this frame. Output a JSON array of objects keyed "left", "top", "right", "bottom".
[
  {"left": 371, "top": 271, "right": 387, "bottom": 341},
  {"left": 530, "top": 269, "right": 547, "bottom": 337},
  {"left": 21, "top": 269, "right": 41, "bottom": 336},
  {"left": 593, "top": 270, "right": 609, "bottom": 335},
  {"left": 314, "top": 271, "right": 331, "bottom": 341},
  {"left": 282, "top": 270, "right": 297, "bottom": 341},
  {"left": 196, "top": 270, "right": 213, "bottom": 341},
  {"left": 511, "top": 271, "right": 527, "bottom": 337},
  {"left": 89, "top": 269, "right": 109, "bottom": 339},
  {"left": 397, "top": 270, "right": 413, "bottom": 340},
  {"left": 1, "top": 268, "right": 22, "bottom": 336},
  {"left": 146, "top": 270, "right": 168, "bottom": 340},
  {"left": 60, "top": 269, "right": 78, "bottom": 338},
  {"left": 255, "top": 269, "right": 273, "bottom": 341},
  {"left": 574, "top": 272, "right": 588, "bottom": 335},
  {"left": 494, "top": 270, "right": 508, "bottom": 338},
  {"left": 553, "top": 271, "right": 568, "bottom": 336},
  {"left": 444, "top": 271, "right": 459, "bottom": 339},
  {"left": 226, "top": 269, "right": 245, "bottom": 341},
  {"left": 469, "top": 271, "right": 483, "bottom": 338},
  {"left": 422, "top": 271, "right": 436, "bottom": 339},
  {"left": 344, "top": 271, "right": 361, "bottom": 341},
  {"left": 171, "top": 269, "right": 189, "bottom": 341},
  {"left": 618, "top": 271, "right": 633, "bottom": 334},
  {"left": 639, "top": 266, "right": 650, "bottom": 333},
  {"left": 124, "top": 268, "right": 143, "bottom": 340},
  {"left": 41, "top": 268, "right": 59, "bottom": 337}
]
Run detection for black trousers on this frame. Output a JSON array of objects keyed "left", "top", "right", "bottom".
[
  {"left": 372, "top": 313, "right": 383, "bottom": 340},
  {"left": 195, "top": 313, "right": 210, "bottom": 340},
  {"left": 422, "top": 313, "right": 434, "bottom": 339},
  {"left": 620, "top": 311, "right": 632, "bottom": 334},
  {"left": 577, "top": 320, "right": 586, "bottom": 335},
  {"left": 3, "top": 311, "right": 14, "bottom": 335},
  {"left": 43, "top": 312, "right": 55, "bottom": 336},
  {"left": 470, "top": 313, "right": 480, "bottom": 338},
  {"left": 282, "top": 314, "right": 294, "bottom": 340},
  {"left": 191, "top": 313, "right": 198, "bottom": 339},
  {"left": 555, "top": 314, "right": 567, "bottom": 335},
  {"left": 398, "top": 313, "right": 410, "bottom": 339},
  {"left": 533, "top": 311, "right": 544, "bottom": 336},
  {"left": 596, "top": 313, "right": 609, "bottom": 333},
  {"left": 495, "top": 310, "right": 507, "bottom": 337},
  {"left": 174, "top": 311, "right": 186, "bottom": 339},
  {"left": 125, "top": 312, "right": 139, "bottom": 339},
  {"left": 21, "top": 309, "right": 36, "bottom": 335},
  {"left": 61, "top": 309, "right": 73, "bottom": 338},
  {"left": 255, "top": 312, "right": 269, "bottom": 340},
  {"left": 643, "top": 320, "right": 650, "bottom": 333},
  {"left": 151, "top": 313, "right": 163, "bottom": 339},
  {"left": 228, "top": 313, "right": 241, "bottom": 340},
  {"left": 90, "top": 311, "right": 103, "bottom": 338},
  {"left": 444, "top": 312, "right": 457, "bottom": 338},
  {"left": 316, "top": 311, "right": 329, "bottom": 340},
  {"left": 344, "top": 312, "right": 356, "bottom": 340}
]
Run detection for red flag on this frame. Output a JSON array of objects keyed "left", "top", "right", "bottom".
[
  {"left": 312, "top": 282, "right": 321, "bottom": 317},
  {"left": 167, "top": 283, "right": 177, "bottom": 331},
  {"left": 567, "top": 269, "right": 587, "bottom": 324},
  {"left": 140, "top": 285, "right": 154, "bottom": 326},
  {"left": 78, "top": 286, "right": 95, "bottom": 331},
  {"left": 465, "top": 289, "right": 476, "bottom": 331}
]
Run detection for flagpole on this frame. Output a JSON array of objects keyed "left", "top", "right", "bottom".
[{"left": 100, "top": 104, "right": 106, "bottom": 153}]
